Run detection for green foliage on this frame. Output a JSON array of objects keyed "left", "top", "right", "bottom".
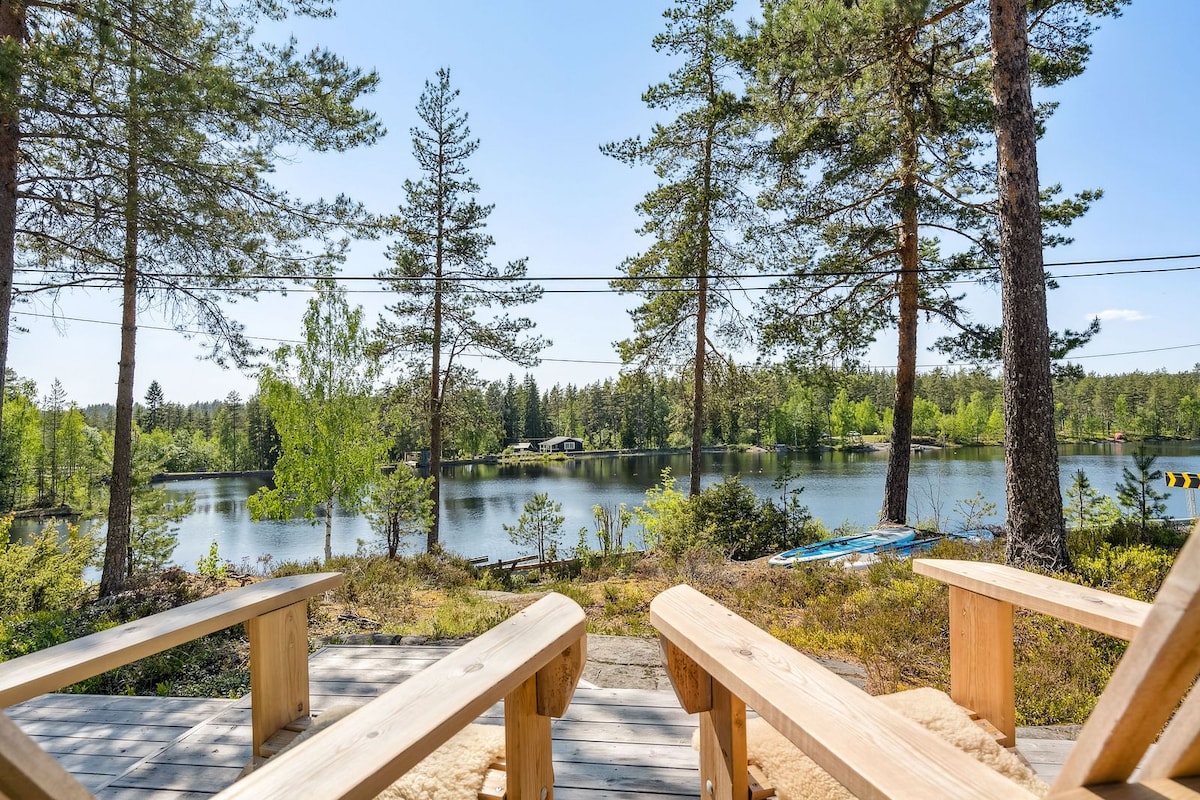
[
  {"left": 1064, "top": 468, "right": 1120, "bottom": 536},
  {"left": 366, "top": 465, "right": 434, "bottom": 559},
  {"left": 691, "top": 475, "right": 792, "bottom": 560},
  {"left": 0, "top": 517, "right": 98, "bottom": 617},
  {"left": 504, "top": 493, "right": 566, "bottom": 567},
  {"left": 634, "top": 468, "right": 703, "bottom": 555},
  {"left": 1115, "top": 451, "right": 1170, "bottom": 533},
  {"left": 591, "top": 502, "right": 633, "bottom": 556},
  {"left": 196, "top": 541, "right": 227, "bottom": 580},
  {"left": 249, "top": 282, "right": 388, "bottom": 563}
]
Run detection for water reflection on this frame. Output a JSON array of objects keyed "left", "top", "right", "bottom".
[{"left": 10, "top": 442, "right": 1200, "bottom": 571}]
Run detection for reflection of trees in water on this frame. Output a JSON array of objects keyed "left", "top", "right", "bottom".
[{"left": 111, "top": 444, "right": 1200, "bottom": 564}]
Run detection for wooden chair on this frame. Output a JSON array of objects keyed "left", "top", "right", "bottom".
[
  {"left": 0, "top": 576, "right": 588, "bottom": 800},
  {"left": 650, "top": 521, "right": 1200, "bottom": 799}
]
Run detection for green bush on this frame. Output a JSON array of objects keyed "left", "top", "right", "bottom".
[{"left": 0, "top": 517, "right": 99, "bottom": 618}]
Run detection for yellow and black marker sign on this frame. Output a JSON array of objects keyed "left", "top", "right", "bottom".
[{"left": 1167, "top": 472, "right": 1200, "bottom": 489}]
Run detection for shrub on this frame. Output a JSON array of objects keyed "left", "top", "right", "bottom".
[{"left": 0, "top": 517, "right": 98, "bottom": 618}]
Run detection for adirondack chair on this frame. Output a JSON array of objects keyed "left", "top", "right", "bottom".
[
  {"left": 651, "top": 521, "right": 1200, "bottom": 799},
  {"left": 0, "top": 575, "right": 587, "bottom": 800}
]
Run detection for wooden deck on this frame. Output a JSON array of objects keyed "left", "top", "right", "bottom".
[{"left": 5, "top": 643, "right": 1071, "bottom": 798}]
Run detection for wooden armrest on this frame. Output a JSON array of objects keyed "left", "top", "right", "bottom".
[
  {"left": 1049, "top": 777, "right": 1200, "bottom": 799},
  {"left": 0, "top": 572, "right": 343, "bottom": 707},
  {"left": 914, "top": 559, "right": 1150, "bottom": 640},
  {"left": 216, "top": 591, "right": 586, "bottom": 800},
  {"left": 650, "top": 585, "right": 1037, "bottom": 800}
]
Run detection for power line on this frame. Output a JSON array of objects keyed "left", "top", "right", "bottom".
[
  {"left": 13, "top": 250, "right": 1200, "bottom": 289},
  {"left": 14, "top": 309, "right": 1200, "bottom": 369},
  {"left": 13, "top": 262, "right": 1200, "bottom": 297}
]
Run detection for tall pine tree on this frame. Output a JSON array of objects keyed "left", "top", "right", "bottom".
[
  {"left": 376, "top": 69, "right": 545, "bottom": 551},
  {"left": 749, "top": 0, "right": 1106, "bottom": 525},
  {"left": 604, "top": 0, "right": 760, "bottom": 497},
  {"left": 15, "top": 1, "right": 382, "bottom": 594}
]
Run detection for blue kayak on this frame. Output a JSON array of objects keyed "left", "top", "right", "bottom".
[
  {"left": 767, "top": 526, "right": 917, "bottom": 567},
  {"left": 831, "top": 528, "right": 996, "bottom": 569}
]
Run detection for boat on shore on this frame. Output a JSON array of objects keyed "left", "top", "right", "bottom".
[
  {"left": 831, "top": 528, "right": 994, "bottom": 569},
  {"left": 767, "top": 526, "right": 917, "bottom": 567}
]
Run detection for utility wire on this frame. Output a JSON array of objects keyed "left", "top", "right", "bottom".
[
  {"left": 13, "top": 250, "right": 1200, "bottom": 288},
  {"left": 14, "top": 309, "right": 1200, "bottom": 369},
  {"left": 13, "top": 261, "right": 1200, "bottom": 297}
]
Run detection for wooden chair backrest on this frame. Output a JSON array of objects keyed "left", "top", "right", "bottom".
[
  {"left": 1054, "top": 524, "right": 1200, "bottom": 792},
  {"left": 1, "top": 591, "right": 587, "bottom": 800}
]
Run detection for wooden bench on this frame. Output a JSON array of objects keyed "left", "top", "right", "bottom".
[
  {"left": 0, "top": 582, "right": 587, "bottom": 800},
  {"left": 651, "top": 520, "right": 1200, "bottom": 798}
]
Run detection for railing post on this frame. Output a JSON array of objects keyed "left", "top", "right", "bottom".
[
  {"left": 246, "top": 599, "right": 311, "bottom": 765},
  {"left": 949, "top": 586, "right": 1015, "bottom": 746},
  {"left": 660, "top": 636, "right": 747, "bottom": 800},
  {"left": 699, "top": 682, "right": 748, "bottom": 800},
  {"left": 505, "top": 673, "right": 556, "bottom": 800},
  {"left": 503, "top": 636, "right": 584, "bottom": 800}
]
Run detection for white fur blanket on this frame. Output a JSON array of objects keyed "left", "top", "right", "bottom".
[
  {"left": 264, "top": 704, "right": 506, "bottom": 800},
  {"left": 694, "top": 688, "right": 1048, "bottom": 800}
]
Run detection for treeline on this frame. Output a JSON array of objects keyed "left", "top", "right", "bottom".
[{"left": 8, "top": 364, "right": 1196, "bottom": 514}]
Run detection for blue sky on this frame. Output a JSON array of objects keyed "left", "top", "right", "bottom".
[{"left": 10, "top": 1, "right": 1199, "bottom": 406}]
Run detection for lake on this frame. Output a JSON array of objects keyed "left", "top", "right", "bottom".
[{"left": 15, "top": 441, "right": 1200, "bottom": 571}]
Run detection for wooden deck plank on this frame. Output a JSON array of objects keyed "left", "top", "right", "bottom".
[
  {"left": 25, "top": 735, "right": 165, "bottom": 759},
  {"left": 9, "top": 643, "right": 1077, "bottom": 798},
  {"left": 106, "top": 761, "right": 241, "bottom": 792},
  {"left": 15, "top": 719, "right": 195, "bottom": 742}
]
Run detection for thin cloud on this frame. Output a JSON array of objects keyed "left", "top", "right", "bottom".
[{"left": 1090, "top": 309, "right": 1149, "bottom": 323}]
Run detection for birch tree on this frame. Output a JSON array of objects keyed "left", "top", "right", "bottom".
[{"left": 248, "top": 282, "right": 386, "bottom": 564}]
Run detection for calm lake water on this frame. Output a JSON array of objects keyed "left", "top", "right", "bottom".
[{"left": 16, "top": 442, "right": 1200, "bottom": 571}]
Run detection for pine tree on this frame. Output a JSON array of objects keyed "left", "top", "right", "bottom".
[
  {"left": 376, "top": 69, "right": 545, "bottom": 551},
  {"left": 1115, "top": 451, "right": 1169, "bottom": 535},
  {"left": 605, "top": 0, "right": 760, "bottom": 496},
  {"left": 748, "top": 0, "right": 1100, "bottom": 525},
  {"left": 504, "top": 492, "right": 565, "bottom": 570},
  {"left": 12, "top": 1, "right": 382, "bottom": 596},
  {"left": 990, "top": 0, "right": 1127, "bottom": 569},
  {"left": 143, "top": 381, "right": 165, "bottom": 433}
]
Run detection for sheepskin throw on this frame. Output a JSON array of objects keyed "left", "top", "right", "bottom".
[
  {"left": 694, "top": 688, "right": 1048, "bottom": 800},
  {"left": 266, "top": 704, "right": 506, "bottom": 800}
]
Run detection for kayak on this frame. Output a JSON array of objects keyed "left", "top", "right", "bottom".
[
  {"left": 833, "top": 528, "right": 996, "bottom": 569},
  {"left": 767, "top": 526, "right": 917, "bottom": 567}
]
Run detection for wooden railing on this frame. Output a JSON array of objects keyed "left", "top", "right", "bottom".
[
  {"left": 650, "top": 584, "right": 1035, "bottom": 800},
  {"left": 0, "top": 584, "right": 587, "bottom": 800},
  {"left": 222, "top": 591, "right": 586, "bottom": 800},
  {"left": 0, "top": 571, "right": 343, "bottom": 762},
  {"left": 912, "top": 558, "right": 1151, "bottom": 746}
]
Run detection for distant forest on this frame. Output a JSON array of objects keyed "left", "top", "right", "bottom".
[{"left": 7, "top": 364, "right": 1197, "bottom": 515}]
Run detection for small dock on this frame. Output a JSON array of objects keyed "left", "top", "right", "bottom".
[{"left": 7, "top": 643, "right": 1070, "bottom": 798}]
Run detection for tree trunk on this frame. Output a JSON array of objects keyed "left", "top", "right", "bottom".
[
  {"left": 991, "top": 0, "right": 1069, "bottom": 570},
  {"left": 428, "top": 187, "right": 444, "bottom": 551},
  {"left": 881, "top": 111, "right": 920, "bottom": 525},
  {"left": 691, "top": 273, "right": 706, "bottom": 498},
  {"left": 99, "top": 10, "right": 140, "bottom": 597},
  {"left": 99, "top": 172, "right": 139, "bottom": 596},
  {"left": 690, "top": 116, "right": 715, "bottom": 499},
  {"left": 324, "top": 497, "right": 333, "bottom": 563},
  {"left": 0, "top": 2, "right": 23, "bottom": 508}
]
